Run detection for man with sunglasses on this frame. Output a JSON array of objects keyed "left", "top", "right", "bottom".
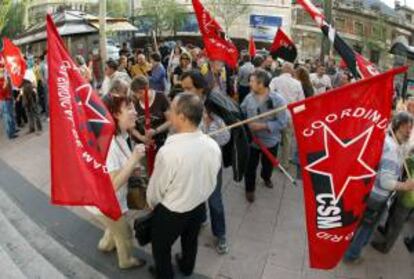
[{"left": 241, "top": 69, "right": 288, "bottom": 203}]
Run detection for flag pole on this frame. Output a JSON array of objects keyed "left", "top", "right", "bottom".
[{"left": 208, "top": 105, "right": 287, "bottom": 137}]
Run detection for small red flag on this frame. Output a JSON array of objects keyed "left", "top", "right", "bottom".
[
  {"left": 47, "top": 14, "right": 121, "bottom": 220},
  {"left": 270, "top": 28, "right": 297, "bottom": 63},
  {"left": 288, "top": 67, "right": 407, "bottom": 269},
  {"left": 192, "top": 0, "right": 239, "bottom": 68},
  {"left": 2, "top": 37, "right": 27, "bottom": 88},
  {"left": 248, "top": 36, "right": 256, "bottom": 58},
  {"left": 144, "top": 88, "right": 155, "bottom": 176}
]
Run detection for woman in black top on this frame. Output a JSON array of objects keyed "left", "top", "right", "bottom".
[
  {"left": 130, "top": 75, "right": 170, "bottom": 153},
  {"left": 172, "top": 52, "right": 192, "bottom": 86}
]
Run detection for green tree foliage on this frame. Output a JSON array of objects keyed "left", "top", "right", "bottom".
[
  {"left": 107, "top": 0, "right": 129, "bottom": 18},
  {"left": 1, "top": 0, "right": 27, "bottom": 39},
  {"left": 206, "top": 0, "right": 250, "bottom": 34},
  {"left": 0, "top": 0, "right": 12, "bottom": 33},
  {"left": 139, "top": 0, "right": 188, "bottom": 37}
]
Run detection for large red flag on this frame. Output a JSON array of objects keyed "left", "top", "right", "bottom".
[
  {"left": 192, "top": 0, "right": 239, "bottom": 68},
  {"left": 296, "top": 0, "right": 379, "bottom": 79},
  {"left": 270, "top": 28, "right": 297, "bottom": 63},
  {"left": 248, "top": 35, "right": 256, "bottom": 58},
  {"left": 288, "top": 67, "right": 407, "bottom": 269},
  {"left": 2, "top": 37, "right": 27, "bottom": 88},
  {"left": 47, "top": 14, "right": 121, "bottom": 220}
]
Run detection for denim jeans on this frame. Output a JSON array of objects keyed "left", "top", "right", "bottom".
[
  {"left": 202, "top": 168, "right": 226, "bottom": 239},
  {"left": 344, "top": 197, "right": 387, "bottom": 261},
  {"left": 0, "top": 99, "right": 17, "bottom": 138}
]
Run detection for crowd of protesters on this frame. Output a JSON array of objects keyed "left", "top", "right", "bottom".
[{"left": 0, "top": 40, "right": 413, "bottom": 278}]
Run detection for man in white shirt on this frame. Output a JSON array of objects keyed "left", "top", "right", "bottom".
[
  {"left": 269, "top": 62, "right": 304, "bottom": 104},
  {"left": 269, "top": 62, "right": 304, "bottom": 167},
  {"left": 147, "top": 93, "right": 222, "bottom": 279},
  {"left": 310, "top": 65, "right": 332, "bottom": 94}
]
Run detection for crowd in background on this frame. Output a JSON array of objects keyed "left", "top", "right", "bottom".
[{"left": 1, "top": 39, "right": 413, "bottom": 278}]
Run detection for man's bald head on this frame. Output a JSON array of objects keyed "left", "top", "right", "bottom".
[{"left": 281, "top": 62, "right": 295, "bottom": 75}]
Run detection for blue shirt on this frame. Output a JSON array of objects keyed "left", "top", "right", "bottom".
[
  {"left": 149, "top": 63, "right": 167, "bottom": 92},
  {"left": 241, "top": 90, "right": 288, "bottom": 148}
]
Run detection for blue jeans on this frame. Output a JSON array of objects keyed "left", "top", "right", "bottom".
[
  {"left": 344, "top": 197, "right": 387, "bottom": 261},
  {"left": 203, "top": 168, "right": 226, "bottom": 239},
  {"left": 0, "top": 99, "right": 17, "bottom": 138},
  {"left": 344, "top": 223, "right": 376, "bottom": 261}
]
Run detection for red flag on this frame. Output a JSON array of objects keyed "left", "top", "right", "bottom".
[
  {"left": 248, "top": 36, "right": 256, "bottom": 58},
  {"left": 47, "top": 14, "right": 121, "bottom": 220},
  {"left": 270, "top": 28, "right": 297, "bottom": 63},
  {"left": 288, "top": 67, "right": 407, "bottom": 269},
  {"left": 144, "top": 88, "right": 155, "bottom": 176},
  {"left": 192, "top": 0, "right": 239, "bottom": 68},
  {"left": 2, "top": 37, "right": 27, "bottom": 88},
  {"left": 252, "top": 137, "right": 280, "bottom": 167},
  {"left": 296, "top": 0, "right": 378, "bottom": 79}
]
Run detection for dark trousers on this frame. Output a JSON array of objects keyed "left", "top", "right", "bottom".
[
  {"left": 238, "top": 85, "right": 250, "bottom": 104},
  {"left": 13, "top": 90, "right": 27, "bottom": 127},
  {"left": 374, "top": 194, "right": 412, "bottom": 253},
  {"left": 151, "top": 203, "right": 206, "bottom": 279},
  {"left": 245, "top": 144, "right": 278, "bottom": 193}
]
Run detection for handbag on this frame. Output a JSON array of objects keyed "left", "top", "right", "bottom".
[
  {"left": 115, "top": 138, "right": 149, "bottom": 210},
  {"left": 133, "top": 212, "right": 153, "bottom": 246}
]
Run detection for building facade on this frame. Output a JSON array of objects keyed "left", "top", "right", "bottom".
[{"left": 25, "top": 0, "right": 98, "bottom": 28}]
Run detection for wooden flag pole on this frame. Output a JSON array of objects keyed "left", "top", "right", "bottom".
[{"left": 208, "top": 105, "right": 288, "bottom": 137}]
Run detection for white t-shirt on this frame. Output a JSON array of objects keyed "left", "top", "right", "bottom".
[
  {"left": 310, "top": 73, "right": 332, "bottom": 95},
  {"left": 86, "top": 134, "right": 130, "bottom": 215}
]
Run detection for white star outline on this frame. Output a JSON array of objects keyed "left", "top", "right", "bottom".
[
  {"left": 305, "top": 124, "right": 377, "bottom": 205},
  {"left": 75, "top": 84, "right": 111, "bottom": 124}
]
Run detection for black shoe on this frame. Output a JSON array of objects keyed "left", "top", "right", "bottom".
[
  {"left": 263, "top": 179, "right": 273, "bottom": 189},
  {"left": 377, "top": 226, "right": 386, "bottom": 236},
  {"left": 148, "top": 265, "right": 157, "bottom": 278},
  {"left": 175, "top": 253, "right": 192, "bottom": 277},
  {"left": 9, "top": 134, "right": 18, "bottom": 139},
  {"left": 245, "top": 192, "right": 255, "bottom": 203},
  {"left": 371, "top": 241, "right": 388, "bottom": 254},
  {"left": 404, "top": 237, "right": 414, "bottom": 253}
]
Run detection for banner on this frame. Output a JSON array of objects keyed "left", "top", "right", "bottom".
[
  {"left": 192, "top": 0, "right": 239, "bottom": 68},
  {"left": 2, "top": 37, "right": 27, "bottom": 88},
  {"left": 270, "top": 28, "right": 297, "bottom": 63},
  {"left": 288, "top": 67, "right": 407, "bottom": 269},
  {"left": 47, "top": 14, "right": 121, "bottom": 220},
  {"left": 297, "top": 0, "right": 379, "bottom": 79},
  {"left": 248, "top": 35, "right": 257, "bottom": 58}
]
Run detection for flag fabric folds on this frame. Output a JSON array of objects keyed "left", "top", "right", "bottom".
[
  {"left": 248, "top": 35, "right": 257, "bottom": 58},
  {"left": 1, "top": 37, "right": 27, "bottom": 88},
  {"left": 192, "top": 0, "right": 239, "bottom": 68},
  {"left": 288, "top": 67, "right": 407, "bottom": 269},
  {"left": 47, "top": 14, "right": 121, "bottom": 220},
  {"left": 297, "top": 0, "right": 379, "bottom": 79},
  {"left": 269, "top": 28, "right": 298, "bottom": 63}
]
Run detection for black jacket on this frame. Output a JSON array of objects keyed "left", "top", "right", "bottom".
[{"left": 204, "top": 90, "right": 250, "bottom": 182}]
